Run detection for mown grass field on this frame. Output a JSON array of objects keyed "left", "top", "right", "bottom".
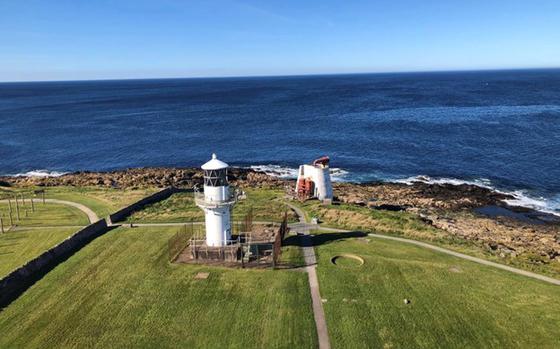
[
  {"left": 0, "top": 227, "right": 78, "bottom": 278},
  {"left": 299, "top": 201, "right": 560, "bottom": 278},
  {"left": 45, "top": 186, "right": 157, "bottom": 218},
  {"left": 126, "top": 188, "right": 297, "bottom": 223},
  {"left": 0, "top": 201, "right": 89, "bottom": 227},
  {"left": 0, "top": 186, "right": 156, "bottom": 219},
  {"left": 0, "top": 201, "right": 88, "bottom": 278},
  {"left": 313, "top": 231, "right": 560, "bottom": 348},
  {"left": 0, "top": 226, "right": 317, "bottom": 348}
]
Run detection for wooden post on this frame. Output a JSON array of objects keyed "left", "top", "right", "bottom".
[
  {"left": 31, "top": 196, "right": 35, "bottom": 212},
  {"left": 15, "top": 195, "right": 20, "bottom": 221},
  {"left": 25, "top": 209, "right": 29, "bottom": 218},
  {"left": 0, "top": 217, "right": 4, "bottom": 234},
  {"left": 8, "top": 206, "right": 13, "bottom": 226}
]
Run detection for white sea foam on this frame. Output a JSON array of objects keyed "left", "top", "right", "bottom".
[
  {"left": 393, "top": 175, "right": 560, "bottom": 217},
  {"left": 10, "top": 170, "right": 68, "bottom": 178},
  {"left": 393, "top": 175, "right": 494, "bottom": 189},
  {"left": 249, "top": 164, "right": 349, "bottom": 182},
  {"left": 249, "top": 165, "right": 298, "bottom": 179},
  {"left": 502, "top": 191, "right": 560, "bottom": 217}
]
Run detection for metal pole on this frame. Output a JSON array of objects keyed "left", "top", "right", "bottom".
[{"left": 15, "top": 195, "right": 20, "bottom": 221}]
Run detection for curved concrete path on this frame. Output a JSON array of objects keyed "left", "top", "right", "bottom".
[
  {"left": 318, "top": 226, "right": 560, "bottom": 286},
  {"left": 1, "top": 198, "right": 99, "bottom": 224}
]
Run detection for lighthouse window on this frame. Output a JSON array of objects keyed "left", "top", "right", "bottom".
[{"left": 204, "top": 169, "right": 228, "bottom": 186}]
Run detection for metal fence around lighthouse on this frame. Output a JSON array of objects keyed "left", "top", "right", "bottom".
[{"left": 168, "top": 209, "right": 289, "bottom": 268}]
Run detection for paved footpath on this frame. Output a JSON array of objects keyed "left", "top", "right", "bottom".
[
  {"left": 287, "top": 203, "right": 560, "bottom": 349},
  {"left": 288, "top": 204, "right": 331, "bottom": 349},
  {"left": 1, "top": 198, "right": 99, "bottom": 224}
]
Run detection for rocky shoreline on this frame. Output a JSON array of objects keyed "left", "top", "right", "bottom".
[{"left": 1, "top": 167, "right": 558, "bottom": 269}]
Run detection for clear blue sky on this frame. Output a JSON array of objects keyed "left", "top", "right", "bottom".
[{"left": 1, "top": 0, "right": 559, "bottom": 81}]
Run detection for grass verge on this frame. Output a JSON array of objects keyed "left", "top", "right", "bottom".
[
  {"left": 298, "top": 201, "right": 560, "bottom": 278},
  {"left": 0, "top": 226, "right": 317, "bottom": 348},
  {"left": 0, "top": 227, "right": 78, "bottom": 278},
  {"left": 313, "top": 232, "right": 560, "bottom": 348},
  {"left": 126, "top": 188, "right": 297, "bottom": 223}
]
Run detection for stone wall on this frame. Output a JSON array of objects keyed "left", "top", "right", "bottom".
[
  {"left": 107, "top": 186, "right": 178, "bottom": 224},
  {"left": 0, "top": 219, "right": 109, "bottom": 308},
  {"left": 0, "top": 186, "right": 178, "bottom": 309}
]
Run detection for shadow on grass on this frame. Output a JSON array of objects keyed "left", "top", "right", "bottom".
[
  {"left": 283, "top": 231, "right": 367, "bottom": 248},
  {"left": 278, "top": 231, "right": 367, "bottom": 270}
]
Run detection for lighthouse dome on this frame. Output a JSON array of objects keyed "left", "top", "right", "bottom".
[{"left": 201, "top": 153, "right": 229, "bottom": 170}]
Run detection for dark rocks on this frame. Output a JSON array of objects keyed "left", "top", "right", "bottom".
[
  {"left": 369, "top": 204, "right": 408, "bottom": 212},
  {"left": 0, "top": 167, "right": 290, "bottom": 190}
]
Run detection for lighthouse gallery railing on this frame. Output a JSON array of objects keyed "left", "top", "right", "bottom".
[{"left": 193, "top": 186, "right": 238, "bottom": 208}]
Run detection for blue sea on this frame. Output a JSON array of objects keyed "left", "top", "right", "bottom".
[{"left": 1, "top": 69, "right": 559, "bottom": 214}]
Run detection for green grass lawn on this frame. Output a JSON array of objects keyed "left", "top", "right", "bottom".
[
  {"left": 0, "top": 199, "right": 89, "bottom": 278},
  {"left": 126, "top": 188, "right": 297, "bottom": 224},
  {"left": 1, "top": 186, "right": 157, "bottom": 219},
  {"left": 0, "top": 226, "right": 317, "bottom": 348},
  {"left": 298, "top": 200, "right": 560, "bottom": 278},
  {"left": 0, "top": 202, "right": 89, "bottom": 227},
  {"left": 279, "top": 234, "right": 307, "bottom": 268},
  {"left": 45, "top": 186, "right": 157, "bottom": 218},
  {"left": 313, "top": 232, "right": 560, "bottom": 348},
  {"left": 126, "top": 191, "right": 204, "bottom": 223},
  {"left": 0, "top": 227, "right": 78, "bottom": 278}
]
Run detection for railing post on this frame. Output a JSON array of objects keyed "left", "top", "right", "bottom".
[
  {"left": 15, "top": 195, "right": 20, "bottom": 221},
  {"left": 8, "top": 199, "right": 13, "bottom": 225}
]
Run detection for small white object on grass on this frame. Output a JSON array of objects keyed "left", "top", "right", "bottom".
[{"left": 404, "top": 298, "right": 411, "bottom": 304}]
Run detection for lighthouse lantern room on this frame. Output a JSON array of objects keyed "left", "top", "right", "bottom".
[{"left": 195, "top": 154, "right": 237, "bottom": 247}]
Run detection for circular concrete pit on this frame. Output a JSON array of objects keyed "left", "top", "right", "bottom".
[{"left": 331, "top": 254, "right": 364, "bottom": 268}]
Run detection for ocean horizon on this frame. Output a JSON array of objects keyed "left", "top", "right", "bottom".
[{"left": 1, "top": 69, "right": 559, "bottom": 214}]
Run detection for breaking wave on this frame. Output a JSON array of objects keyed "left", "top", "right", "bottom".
[
  {"left": 9, "top": 169, "right": 68, "bottom": 178},
  {"left": 502, "top": 191, "right": 560, "bottom": 217},
  {"left": 249, "top": 164, "right": 349, "bottom": 182},
  {"left": 393, "top": 175, "right": 494, "bottom": 189},
  {"left": 394, "top": 175, "right": 560, "bottom": 217}
]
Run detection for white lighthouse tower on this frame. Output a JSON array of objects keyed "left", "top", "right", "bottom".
[{"left": 195, "top": 154, "right": 236, "bottom": 247}]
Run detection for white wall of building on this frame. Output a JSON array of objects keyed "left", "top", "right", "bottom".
[{"left": 297, "top": 164, "right": 333, "bottom": 201}]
